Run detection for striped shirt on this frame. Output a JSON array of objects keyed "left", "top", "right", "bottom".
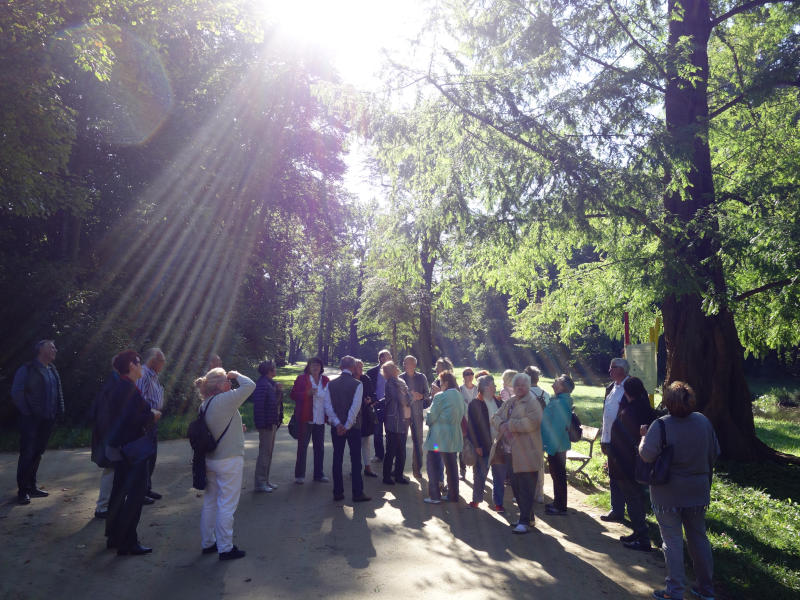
[{"left": 137, "top": 365, "right": 164, "bottom": 411}]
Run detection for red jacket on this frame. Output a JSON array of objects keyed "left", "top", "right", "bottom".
[{"left": 290, "top": 373, "right": 330, "bottom": 423}]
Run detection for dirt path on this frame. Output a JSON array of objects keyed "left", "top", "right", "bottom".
[{"left": 0, "top": 430, "right": 665, "bottom": 599}]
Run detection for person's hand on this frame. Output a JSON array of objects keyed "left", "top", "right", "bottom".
[
  {"left": 242, "top": 423, "right": 247, "bottom": 433},
  {"left": 336, "top": 424, "right": 346, "bottom": 436},
  {"left": 151, "top": 409, "right": 162, "bottom": 423},
  {"left": 640, "top": 424, "right": 649, "bottom": 437},
  {"left": 413, "top": 391, "right": 423, "bottom": 401},
  {"left": 226, "top": 370, "right": 240, "bottom": 380},
  {"left": 476, "top": 447, "right": 484, "bottom": 457},
  {"left": 431, "top": 383, "right": 441, "bottom": 395}
]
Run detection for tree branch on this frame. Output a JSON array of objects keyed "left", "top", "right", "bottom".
[
  {"left": 734, "top": 278, "right": 794, "bottom": 301},
  {"left": 711, "top": 0, "right": 795, "bottom": 28},
  {"left": 606, "top": 0, "right": 667, "bottom": 79}
]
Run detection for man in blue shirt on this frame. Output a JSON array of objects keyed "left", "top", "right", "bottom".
[{"left": 11, "top": 339, "right": 64, "bottom": 505}]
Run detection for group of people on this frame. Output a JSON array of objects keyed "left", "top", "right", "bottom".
[
  {"left": 277, "top": 350, "right": 576, "bottom": 536},
  {"left": 10, "top": 340, "right": 721, "bottom": 599}
]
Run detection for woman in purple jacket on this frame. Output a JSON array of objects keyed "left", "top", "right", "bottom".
[{"left": 252, "top": 360, "right": 283, "bottom": 492}]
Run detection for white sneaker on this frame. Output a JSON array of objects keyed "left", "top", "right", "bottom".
[
  {"left": 267, "top": 482, "right": 279, "bottom": 490},
  {"left": 254, "top": 484, "right": 272, "bottom": 493},
  {"left": 512, "top": 523, "right": 530, "bottom": 534},
  {"left": 295, "top": 478, "right": 304, "bottom": 484},
  {"left": 424, "top": 497, "right": 441, "bottom": 504}
]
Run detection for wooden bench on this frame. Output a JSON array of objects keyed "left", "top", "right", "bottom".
[{"left": 566, "top": 425, "right": 600, "bottom": 476}]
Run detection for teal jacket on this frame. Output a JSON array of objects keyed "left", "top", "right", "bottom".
[
  {"left": 424, "top": 388, "right": 466, "bottom": 453},
  {"left": 541, "top": 392, "right": 572, "bottom": 455}
]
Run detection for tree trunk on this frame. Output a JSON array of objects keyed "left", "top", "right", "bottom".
[
  {"left": 349, "top": 262, "right": 364, "bottom": 356},
  {"left": 661, "top": 0, "right": 771, "bottom": 461},
  {"left": 418, "top": 243, "right": 435, "bottom": 380},
  {"left": 316, "top": 283, "right": 327, "bottom": 360}
]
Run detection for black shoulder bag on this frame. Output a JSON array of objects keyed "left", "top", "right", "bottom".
[{"left": 635, "top": 418, "right": 673, "bottom": 486}]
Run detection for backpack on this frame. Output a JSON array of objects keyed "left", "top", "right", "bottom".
[{"left": 188, "top": 395, "right": 233, "bottom": 489}]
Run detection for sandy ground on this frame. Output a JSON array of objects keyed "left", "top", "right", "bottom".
[{"left": 0, "top": 429, "right": 667, "bottom": 599}]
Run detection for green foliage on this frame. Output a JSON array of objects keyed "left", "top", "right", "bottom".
[{"left": 0, "top": 1, "right": 352, "bottom": 424}]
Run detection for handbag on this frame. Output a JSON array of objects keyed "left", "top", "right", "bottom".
[
  {"left": 122, "top": 434, "right": 156, "bottom": 464},
  {"left": 635, "top": 418, "right": 673, "bottom": 485},
  {"left": 288, "top": 413, "right": 299, "bottom": 439},
  {"left": 567, "top": 410, "right": 582, "bottom": 442},
  {"left": 462, "top": 437, "right": 477, "bottom": 467}
]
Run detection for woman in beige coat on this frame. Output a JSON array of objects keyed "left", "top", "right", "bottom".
[{"left": 490, "top": 373, "right": 544, "bottom": 534}]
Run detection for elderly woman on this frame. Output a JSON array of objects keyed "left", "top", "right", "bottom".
[
  {"left": 105, "top": 350, "right": 161, "bottom": 556},
  {"left": 381, "top": 361, "right": 412, "bottom": 484},
  {"left": 491, "top": 373, "right": 544, "bottom": 534},
  {"left": 196, "top": 367, "right": 255, "bottom": 560},
  {"left": 290, "top": 357, "right": 330, "bottom": 484},
  {"left": 542, "top": 374, "right": 575, "bottom": 516},
  {"left": 641, "top": 382, "right": 719, "bottom": 600},
  {"left": 252, "top": 360, "right": 283, "bottom": 493},
  {"left": 610, "top": 376, "right": 657, "bottom": 549},
  {"left": 466, "top": 374, "right": 503, "bottom": 508},
  {"left": 499, "top": 369, "right": 517, "bottom": 402},
  {"left": 423, "top": 371, "right": 467, "bottom": 504}
]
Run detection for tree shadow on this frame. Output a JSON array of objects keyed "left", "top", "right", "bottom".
[{"left": 716, "top": 460, "right": 800, "bottom": 503}]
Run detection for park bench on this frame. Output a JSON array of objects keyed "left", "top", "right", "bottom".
[{"left": 566, "top": 425, "right": 600, "bottom": 476}]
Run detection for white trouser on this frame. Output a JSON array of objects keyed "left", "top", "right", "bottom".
[
  {"left": 201, "top": 455, "right": 244, "bottom": 553},
  {"left": 361, "top": 435, "right": 372, "bottom": 466},
  {"left": 96, "top": 467, "right": 115, "bottom": 511}
]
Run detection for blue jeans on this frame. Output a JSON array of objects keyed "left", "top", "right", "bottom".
[
  {"left": 654, "top": 505, "right": 714, "bottom": 600},
  {"left": 331, "top": 427, "right": 364, "bottom": 498},
  {"left": 491, "top": 462, "right": 508, "bottom": 507},
  {"left": 472, "top": 455, "right": 490, "bottom": 503}
]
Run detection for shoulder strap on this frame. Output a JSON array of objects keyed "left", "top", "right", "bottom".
[
  {"left": 658, "top": 418, "right": 667, "bottom": 446},
  {"left": 203, "top": 394, "right": 234, "bottom": 445}
]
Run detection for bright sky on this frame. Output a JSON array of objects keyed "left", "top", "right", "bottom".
[
  {"left": 261, "top": 0, "right": 426, "bottom": 90},
  {"left": 257, "top": 0, "right": 429, "bottom": 205}
]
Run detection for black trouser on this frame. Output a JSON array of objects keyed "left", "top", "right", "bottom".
[
  {"left": 145, "top": 429, "right": 158, "bottom": 494},
  {"left": 548, "top": 452, "right": 568, "bottom": 510},
  {"left": 427, "top": 451, "right": 459, "bottom": 501},
  {"left": 373, "top": 413, "right": 385, "bottom": 460},
  {"left": 16, "top": 415, "right": 54, "bottom": 495},
  {"left": 617, "top": 477, "right": 649, "bottom": 540},
  {"left": 383, "top": 431, "right": 408, "bottom": 481},
  {"left": 331, "top": 427, "right": 364, "bottom": 498},
  {"left": 295, "top": 423, "right": 325, "bottom": 480},
  {"left": 107, "top": 459, "right": 148, "bottom": 550},
  {"left": 509, "top": 464, "right": 538, "bottom": 525}
]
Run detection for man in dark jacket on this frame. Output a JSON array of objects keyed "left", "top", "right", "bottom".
[
  {"left": 366, "top": 349, "right": 392, "bottom": 461},
  {"left": 90, "top": 364, "right": 121, "bottom": 518},
  {"left": 10, "top": 339, "right": 64, "bottom": 505}
]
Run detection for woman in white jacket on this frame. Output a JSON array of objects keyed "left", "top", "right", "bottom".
[{"left": 195, "top": 368, "right": 255, "bottom": 561}]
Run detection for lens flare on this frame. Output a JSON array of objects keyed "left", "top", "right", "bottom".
[{"left": 51, "top": 24, "right": 173, "bottom": 146}]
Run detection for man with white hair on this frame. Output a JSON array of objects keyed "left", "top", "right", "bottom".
[
  {"left": 325, "top": 356, "right": 371, "bottom": 503},
  {"left": 11, "top": 339, "right": 64, "bottom": 505},
  {"left": 600, "top": 357, "right": 630, "bottom": 522},
  {"left": 137, "top": 347, "right": 166, "bottom": 502}
]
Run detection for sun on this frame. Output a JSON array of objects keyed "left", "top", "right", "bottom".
[{"left": 253, "top": 0, "right": 424, "bottom": 87}]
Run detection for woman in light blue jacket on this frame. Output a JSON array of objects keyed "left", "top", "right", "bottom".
[
  {"left": 423, "top": 371, "right": 466, "bottom": 504},
  {"left": 542, "top": 374, "right": 574, "bottom": 515}
]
